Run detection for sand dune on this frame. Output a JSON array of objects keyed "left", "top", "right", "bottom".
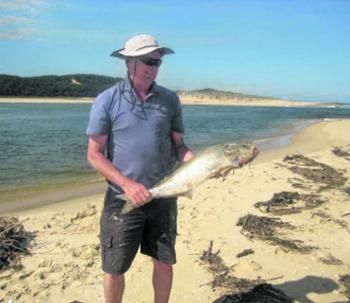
[{"left": 1, "top": 119, "right": 350, "bottom": 302}]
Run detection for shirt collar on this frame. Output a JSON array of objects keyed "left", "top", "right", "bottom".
[{"left": 124, "top": 74, "right": 160, "bottom": 99}]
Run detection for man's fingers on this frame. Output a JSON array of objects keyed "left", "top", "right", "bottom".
[{"left": 130, "top": 189, "right": 151, "bottom": 207}]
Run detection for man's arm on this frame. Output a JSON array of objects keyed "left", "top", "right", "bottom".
[
  {"left": 87, "top": 135, "right": 151, "bottom": 206},
  {"left": 172, "top": 131, "right": 194, "bottom": 162}
]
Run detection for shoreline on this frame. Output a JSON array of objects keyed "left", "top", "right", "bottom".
[
  {"left": 0, "top": 119, "right": 319, "bottom": 215},
  {"left": 0, "top": 96, "right": 338, "bottom": 107},
  {"left": 2, "top": 118, "right": 348, "bottom": 216}
]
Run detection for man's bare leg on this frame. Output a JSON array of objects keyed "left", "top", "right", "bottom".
[
  {"left": 152, "top": 258, "right": 173, "bottom": 303},
  {"left": 104, "top": 273, "right": 125, "bottom": 303}
]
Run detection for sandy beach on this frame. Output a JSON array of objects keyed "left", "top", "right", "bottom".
[
  {"left": 1, "top": 119, "right": 350, "bottom": 302},
  {"left": 0, "top": 96, "right": 336, "bottom": 107}
]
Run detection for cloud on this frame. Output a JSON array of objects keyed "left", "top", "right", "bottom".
[
  {"left": 0, "top": 0, "right": 46, "bottom": 12},
  {"left": 0, "top": 15, "right": 34, "bottom": 25},
  {"left": 0, "top": 0, "right": 47, "bottom": 40},
  {"left": 0, "top": 28, "right": 35, "bottom": 40}
]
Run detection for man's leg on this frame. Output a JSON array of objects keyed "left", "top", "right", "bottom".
[
  {"left": 152, "top": 258, "right": 173, "bottom": 303},
  {"left": 104, "top": 273, "right": 125, "bottom": 303}
]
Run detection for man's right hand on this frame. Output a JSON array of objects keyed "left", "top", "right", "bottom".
[{"left": 120, "top": 178, "right": 152, "bottom": 207}]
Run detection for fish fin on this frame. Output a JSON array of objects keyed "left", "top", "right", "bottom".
[{"left": 181, "top": 189, "right": 193, "bottom": 199}]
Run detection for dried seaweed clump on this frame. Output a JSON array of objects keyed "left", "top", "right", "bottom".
[
  {"left": 332, "top": 145, "right": 350, "bottom": 161},
  {"left": 254, "top": 191, "right": 324, "bottom": 215},
  {"left": 319, "top": 254, "right": 343, "bottom": 265},
  {"left": 0, "top": 216, "right": 35, "bottom": 271},
  {"left": 200, "top": 241, "right": 259, "bottom": 293},
  {"left": 283, "top": 154, "right": 347, "bottom": 192},
  {"left": 236, "top": 214, "right": 293, "bottom": 238},
  {"left": 339, "top": 274, "right": 350, "bottom": 299},
  {"left": 236, "top": 214, "right": 313, "bottom": 253}
]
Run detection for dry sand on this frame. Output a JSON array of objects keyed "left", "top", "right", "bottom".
[
  {"left": 1, "top": 119, "right": 350, "bottom": 303},
  {"left": 0, "top": 96, "right": 335, "bottom": 107}
]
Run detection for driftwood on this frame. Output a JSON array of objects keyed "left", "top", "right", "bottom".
[{"left": 200, "top": 241, "right": 259, "bottom": 292}]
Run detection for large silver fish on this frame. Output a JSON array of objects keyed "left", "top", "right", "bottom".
[{"left": 119, "top": 143, "right": 258, "bottom": 214}]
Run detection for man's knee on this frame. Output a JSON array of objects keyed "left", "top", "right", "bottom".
[
  {"left": 104, "top": 272, "right": 124, "bottom": 282},
  {"left": 153, "top": 258, "right": 173, "bottom": 272}
]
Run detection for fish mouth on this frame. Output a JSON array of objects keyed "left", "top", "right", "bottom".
[
  {"left": 239, "top": 145, "right": 259, "bottom": 166},
  {"left": 224, "top": 143, "right": 258, "bottom": 166}
]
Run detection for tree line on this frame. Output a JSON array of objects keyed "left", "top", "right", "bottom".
[{"left": 0, "top": 74, "right": 122, "bottom": 97}]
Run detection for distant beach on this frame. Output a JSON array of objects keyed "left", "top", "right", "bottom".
[{"left": 0, "top": 95, "right": 338, "bottom": 107}]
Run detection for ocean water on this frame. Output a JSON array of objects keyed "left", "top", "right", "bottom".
[{"left": 1, "top": 102, "right": 350, "bottom": 207}]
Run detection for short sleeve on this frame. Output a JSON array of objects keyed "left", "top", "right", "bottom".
[
  {"left": 171, "top": 94, "right": 185, "bottom": 133},
  {"left": 86, "top": 92, "right": 110, "bottom": 136}
]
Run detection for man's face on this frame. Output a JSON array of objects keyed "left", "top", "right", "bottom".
[{"left": 133, "top": 50, "right": 163, "bottom": 85}]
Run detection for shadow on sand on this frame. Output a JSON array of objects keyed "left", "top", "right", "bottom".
[{"left": 276, "top": 275, "right": 339, "bottom": 303}]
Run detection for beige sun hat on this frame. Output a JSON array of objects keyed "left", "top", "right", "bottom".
[{"left": 111, "top": 34, "right": 174, "bottom": 58}]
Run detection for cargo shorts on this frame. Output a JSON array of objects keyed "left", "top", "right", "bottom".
[{"left": 100, "top": 188, "right": 178, "bottom": 275}]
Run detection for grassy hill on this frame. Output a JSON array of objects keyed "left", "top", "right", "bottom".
[
  {"left": 0, "top": 74, "right": 279, "bottom": 101},
  {"left": 0, "top": 74, "right": 122, "bottom": 97}
]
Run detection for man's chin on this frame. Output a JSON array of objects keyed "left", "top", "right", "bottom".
[{"left": 144, "top": 77, "right": 156, "bottom": 84}]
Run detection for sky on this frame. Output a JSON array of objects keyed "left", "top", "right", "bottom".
[{"left": 0, "top": 0, "right": 349, "bottom": 103}]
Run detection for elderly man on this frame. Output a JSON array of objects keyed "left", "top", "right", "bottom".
[{"left": 86, "top": 34, "right": 193, "bottom": 303}]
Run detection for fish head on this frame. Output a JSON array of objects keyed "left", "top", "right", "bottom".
[{"left": 223, "top": 143, "right": 258, "bottom": 167}]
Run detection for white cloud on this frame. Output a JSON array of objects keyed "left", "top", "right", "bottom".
[
  {"left": 0, "top": 15, "right": 34, "bottom": 25},
  {"left": 0, "top": 0, "right": 46, "bottom": 11},
  {"left": 0, "top": 28, "right": 35, "bottom": 40},
  {"left": 0, "top": 0, "right": 47, "bottom": 40}
]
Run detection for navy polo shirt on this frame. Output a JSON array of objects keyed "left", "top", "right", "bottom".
[{"left": 86, "top": 76, "right": 184, "bottom": 193}]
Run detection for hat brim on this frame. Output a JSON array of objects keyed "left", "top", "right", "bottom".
[{"left": 111, "top": 46, "right": 174, "bottom": 58}]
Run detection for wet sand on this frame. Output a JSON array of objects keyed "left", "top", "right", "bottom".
[{"left": 1, "top": 119, "right": 350, "bottom": 302}]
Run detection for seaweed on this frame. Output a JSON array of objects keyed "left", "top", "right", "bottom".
[
  {"left": 236, "top": 214, "right": 314, "bottom": 253},
  {"left": 312, "top": 211, "right": 350, "bottom": 233},
  {"left": 254, "top": 191, "right": 324, "bottom": 215},
  {"left": 200, "top": 241, "right": 260, "bottom": 292},
  {"left": 332, "top": 145, "right": 350, "bottom": 161},
  {"left": 319, "top": 254, "right": 343, "bottom": 265},
  {"left": 339, "top": 274, "right": 350, "bottom": 299},
  {"left": 283, "top": 154, "right": 347, "bottom": 192},
  {"left": 0, "top": 216, "right": 35, "bottom": 271},
  {"left": 236, "top": 249, "right": 254, "bottom": 258}
]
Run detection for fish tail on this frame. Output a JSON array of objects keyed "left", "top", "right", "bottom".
[
  {"left": 120, "top": 200, "right": 135, "bottom": 214},
  {"left": 116, "top": 194, "right": 136, "bottom": 214}
]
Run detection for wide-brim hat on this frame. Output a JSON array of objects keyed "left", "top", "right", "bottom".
[{"left": 111, "top": 34, "right": 174, "bottom": 58}]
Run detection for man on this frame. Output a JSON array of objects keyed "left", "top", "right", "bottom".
[{"left": 86, "top": 34, "right": 193, "bottom": 303}]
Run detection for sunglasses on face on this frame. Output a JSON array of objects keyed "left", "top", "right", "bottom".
[{"left": 138, "top": 56, "right": 162, "bottom": 67}]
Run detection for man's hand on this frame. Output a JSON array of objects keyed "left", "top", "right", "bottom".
[
  {"left": 178, "top": 147, "right": 194, "bottom": 162},
  {"left": 120, "top": 178, "right": 152, "bottom": 207}
]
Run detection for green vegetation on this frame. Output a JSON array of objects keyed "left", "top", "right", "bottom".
[
  {"left": 0, "top": 74, "right": 122, "bottom": 97},
  {"left": 0, "top": 74, "right": 276, "bottom": 100}
]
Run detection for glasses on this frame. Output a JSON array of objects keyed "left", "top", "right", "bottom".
[{"left": 138, "top": 56, "right": 162, "bottom": 67}]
